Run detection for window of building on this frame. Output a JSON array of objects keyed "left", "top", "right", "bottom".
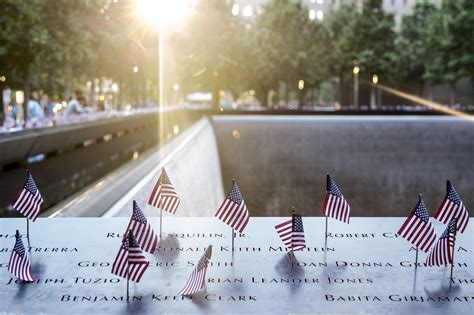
[{"left": 316, "top": 10, "right": 323, "bottom": 21}]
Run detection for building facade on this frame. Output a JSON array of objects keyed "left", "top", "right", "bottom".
[{"left": 231, "top": 0, "right": 442, "bottom": 27}]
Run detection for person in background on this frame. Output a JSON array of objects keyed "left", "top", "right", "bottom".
[
  {"left": 42, "top": 95, "right": 55, "bottom": 118},
  {"left": 77, "top": 96, "right": 87, "bottom": 109},
  {"left": 97, "top": 98, "right": 105, "bottom": 111},
  {"left": 65, "top": 90, "right": 87, "bottom": 116},
  {"left": 10, "top": 102, "right": 18, "bottom": 121},
  {"left": 27, "top": 91, "right": 44, "bottom": 121}
]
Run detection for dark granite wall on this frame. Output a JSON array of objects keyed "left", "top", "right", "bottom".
[{"left": 212, "top": 115, "right": 473, "bottom": 217}]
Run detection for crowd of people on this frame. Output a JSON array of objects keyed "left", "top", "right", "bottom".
[
  {"left": 0, "top": 89, "right": 169, "bottom": 134},
  {"left": 1, "top": 90, "right": 103, "bottom": 133},
  {"left": 29, "top": 90, "right": 92, "bottom": 119}
]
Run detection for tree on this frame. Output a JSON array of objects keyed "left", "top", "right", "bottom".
[
  {"left": 172, "top": 0, "right": 245, "bottom": 107},
  {"left": 342, "top": 0, "right": 396, "bottom": 81},
  {"left": 39, "top": 0, "right": 105, "bottom": 98},
  {"left": 324, "top": 3, "right": 358, "bottom": 105},
  {"left": 393, "top": 1, "right": 438, "bottom": 95},
  {"left": 242, "top": 0, "right": 331, "bottom": 107},
  {"left": 0, "top": 0, "right": 108, "bottom": 101},
  {"left": 0, "top": 0, "right": 47, "bottom": 98},
  {"left": 247, "top": 0, "right": 303, "bottom": 106},
  {"left": 297, "top": 20, "right": 331, "bottom": 106},
  {"left": 424, "top": 0, "right": 474, "bottom": 105}
]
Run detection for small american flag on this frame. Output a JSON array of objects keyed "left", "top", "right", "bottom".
[
  {"left": 397, "top": 195, "right": 436, "bottom": 252},
  {"left": 8, "top": 231, "right": 34, "bottom": 282},
  {"left": 434, "top": 181, "right": 469, "bottom": 234},
  {"left": 179, "top": 245, "right": 212, "bottom": 296},
  {"left": 148, "top": 167, "right": 180, "bottom": 214},
  {"left": 274, "top": 213, "right": 306, "bottom": 251},
  {"left": 215, "top": 179, "right": 250, "bottom": 233},
  {"left": 12, "top": 171, "right": 43, "bottom": 221},
  {"left": 426, "top": 219, "right": 456, "bottom": 266},
  {"left": 322, "top": 174, "right": 351, "bottom": 224},
  {"left": 124, "top": 201, "right": 158, "bottom": 254},
  {"left": 111, "top": 232, "right": 148, "bottom": 283}
]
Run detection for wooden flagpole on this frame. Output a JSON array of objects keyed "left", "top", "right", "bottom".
[
  {"left": 231, "top": 229, "right": 235, "bottom": 251},
  {"left": 16, "top": 230, "right": 20, "bottom": 244},
  {"left": 414, "top": 194, "right": 422, "bottom": 268},
  {"left": 289, "top": 207, "right": 296, "bottom": 266},
  {"left": 26, "top": 218, "right": 31, "bottom": 250},
  {"left": 24, "top": 169, "right": 30, "bottom": 246},
  {"left": 291, "top": 207, "right": 296, "bottom": 253},
  {"left": 324, "top": 216, "right": 328, "bottom": 250},
  {"left": 415, "top": 246, "right": 419, "bottom": 268},
  {"left": 324, "top": 173, "right": 329, "bottom": 250},
  {"left": 449, "top": 219, "right": 457, "bottom": 288},
  {"left": 127, "top": 272, "right": 130, "bottom": 302},
  {"left": 231, "top": 178, "right": 236, "bottom": 251},
  {"left": 127, "top": 232, "right": 132, "bottom": 301},
  {"left": 160, "top": 209, "right": 163, "bottom": 239}
]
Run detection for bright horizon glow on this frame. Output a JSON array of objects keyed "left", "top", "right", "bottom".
[{"left": 136, "top": 0, "right": 190, "bottom": 29}]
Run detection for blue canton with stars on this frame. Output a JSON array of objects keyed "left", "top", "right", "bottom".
[
  {"left": 121, "top": 233, "right": 140, "bottom": 250},
  {"left": 197, "top": 248, "right": 210, "bottom": 271},
  {"left": 447, "top": 182, "right": 461, "bottom": 205},
  {"left": 14, "top": 237, "right": 26, "bottom": 258},
  {"left": 227, "top": 181, "right": 243, "bottom": 205},
  {"left": 132, "top": 201, "right": 148, "bottom": 224},
  {"left": 24, "top": 173, "right": 38, "bottom": 195},
  {"left": 159, "top": 168, "right": 172, "bottom": 184},
  {"left": 292, "top": 214, "right": 304, "bottom": 232},
  {"left": 327, "top": 176, "right": 343, "bottom": 197},
  {"left": 413, "top": 197, "right": 430, "bottom": 223},
  {"left": 440, "top": 219, "right": 457, "bottom": 239}
]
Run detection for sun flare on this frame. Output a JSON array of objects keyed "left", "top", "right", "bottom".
[{"left": 136, "top": 0, "right": 190, "bottom": 29}]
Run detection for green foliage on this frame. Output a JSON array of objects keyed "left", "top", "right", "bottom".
[
  {"left": 394, "top": 1, "right": 437, "bottom": 86},
  {"left": 340, "top": 0, "right": 396, "bottom": 80},
  {"left": 0, "top": 0, "right": 108, "bottom": 94},
  {"left": 423, "top": 0, "right": 474, "bottom": 86},
  {"left": 172, "top": 0, "right": 244, "bottom": 105},
  {"left": 0, "top": 0, "right": 46, "bottom": 87},
  {"left": 241, "top": 0, "right": 331, "bottom": 105},
  {"left": 0, "top": 0, "right": 473, "bottom": 106},
  {"left": 324, "top": 3, "right": 357, "bottom": 77}
]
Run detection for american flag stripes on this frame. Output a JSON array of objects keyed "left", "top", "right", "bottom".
[
  {"left": 426, "top": 219, "right": 457, "bottom": 266},
  {"left": 274, "top": 213, "right": 306, "bottom": 251},
  {"left": 179, "top": 245, "right": 212, "bottom": 296},
  {"left": 124, "top": 201, "right": 159, "bottom": 254},
  {"left": 434, "top": 181, "right": 469, "bottom": 234},
  {"left": 148, "top": 167, "right": 180, "bottom": 214},
  {"left": 215, "top": 180, "right": 250, "bottom": 233},
  {"left": 397, "top": 195, "right": 437, "bottom": 252},
  {"left": 322, "top": 174, "right": 351, "bottom": 224},
  {"left": 12, "top": 171, "right": 43, "bottom": 221},
  {"left": 8, "top": 230, "right": 34, "bottom": 282},
  {"left": 111, "top": 232, "right": 148, "bottom": 283}
]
